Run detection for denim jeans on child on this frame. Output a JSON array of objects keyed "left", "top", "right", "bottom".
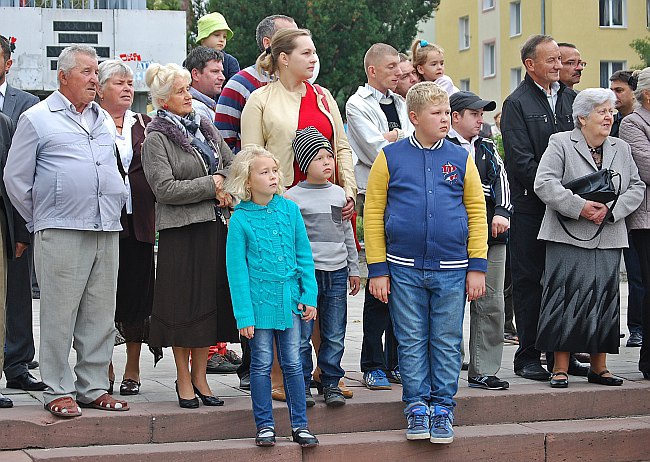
[
  {"left": 388, "top": 263, "right": 466, "bottom": 409},
  {"left": 300, "top": 267, "right": 348, "bottom": 387},
  {"left": 249, "top": 313, "right": 307, "bottom": 430}
]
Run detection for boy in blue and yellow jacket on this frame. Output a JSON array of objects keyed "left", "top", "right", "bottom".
[{"left": 364, "top": 82, "right": 488, "bottom": 444}]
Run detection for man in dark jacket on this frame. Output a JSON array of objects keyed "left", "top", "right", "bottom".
[
  {"left": 447, "top": 91, "right": 513, "bottom": 391},
  {"left": 0, "top": 35, "right": 43, "bottom": 393},
  {"left": 0, "top": 111, "right": 30, "bottom": 408},
  {"left": 501, "top": 34, "right": 584, "bottom": 381}
]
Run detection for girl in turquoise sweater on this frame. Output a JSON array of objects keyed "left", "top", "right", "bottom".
[{"left": 225, "top": 146, "right": 319, "bottom": 448}]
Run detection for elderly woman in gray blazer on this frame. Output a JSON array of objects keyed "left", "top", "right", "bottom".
[
  {"left": 534, "top": 88, "right": 645, "bottom": 388},
  {"left": 620, "top": 67, "right": 650, "bottom": 380}
]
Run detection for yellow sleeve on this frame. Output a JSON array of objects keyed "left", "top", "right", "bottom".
[
  {"left": 463, "top": 153, "right": 489, "bottom": 268},
  {"left": 364, "top": 150, "right": 390, "bottom": 277},
  {"left": 240, "top": 92, "right": 266, "bottom": 149}
]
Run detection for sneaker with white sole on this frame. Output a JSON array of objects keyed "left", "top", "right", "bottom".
[
  {"left": 363, "top": 369, "right": 392, "bottom": 390},
  {"left": 468, "top": 375, "right": 509, "bottom": 390},
  {"left": 404, "top": 402, "right": 430, "bottom": 440},
  {"left": 429, "top": 405, "right": 454, "bottom": 444}
]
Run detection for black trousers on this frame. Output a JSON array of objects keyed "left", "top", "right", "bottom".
[
  {"left": 361, "top": 284, "right": 392, "bottom": 372},
  {"left": 3, "top": 246, "right": 36, "bottom": 380},
  {"left": 631, "top": 230, "right": 650, "bottom": 373},
  {"left": 510, "top": 211, "right": 545, "bottom": 369},
  {"left": 624, "top": 237, "right": 645, "bottom": 334},
  {"left": 237, "top": 336, "right": 251, "bottom": 378}
]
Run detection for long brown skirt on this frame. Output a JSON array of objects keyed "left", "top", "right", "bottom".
[{"left": 149, "top": 219, "right": 239, "bottom": 348}]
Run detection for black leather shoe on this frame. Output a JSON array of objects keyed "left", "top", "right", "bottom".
[
  {"left": 6, "top": 372, "right": 47, "bottom": 391},
  {"left": 239, "top": 372, "right": 250, "bottom": 390},
  {"left": 27, "top": 360, "right": 39, "bottom": 370},
  {"left": 587, "top": 369, "right": 623, "bottom": 386},
  {"left": 0, "top": 392, "right": 13, "bottom": 408},
  {"left": 515, "top": 363, "right": 551, "bottom": 381},
  {"left": 627, "top": 332, "right": 643, "bottom": 347},
  {"left": 568, "top": 356, "right": 589, "bottom": 377},
  {"left": 192, "top": 384, "right": 224, "bottom": 406},
  {"left": 549, "top": 371, "right": 569, "bottom": 388},
  {"left": 175, "top": 381, "right": 199, "bottom": 409}
]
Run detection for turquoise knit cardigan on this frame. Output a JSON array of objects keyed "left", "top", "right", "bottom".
[{"left": 226, "top": 194, "right": 319, "bottom": 330}]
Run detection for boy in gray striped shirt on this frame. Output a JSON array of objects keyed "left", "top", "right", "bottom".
[{"left": 286, "top": 126, "right": 360, "bottom": 407}]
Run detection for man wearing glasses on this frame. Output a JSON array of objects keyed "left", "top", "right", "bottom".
[{"left": 558, "top": 43, "right": 586, "bottom": 90}]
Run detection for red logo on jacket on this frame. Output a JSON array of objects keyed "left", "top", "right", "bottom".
[{"left": 442, "top": 162, "right": 458, "bottom": 184}]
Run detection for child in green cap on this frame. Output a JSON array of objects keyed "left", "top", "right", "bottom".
[{"left": 196, "top": 12, "right": 240, "bottom": 85}]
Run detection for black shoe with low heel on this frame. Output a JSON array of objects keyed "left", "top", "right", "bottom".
[
  {"left": 549, "top": 371, "right": 569, "bottom": 388},
  {"left": 193, "top": 384, "right": 224, "bottom": 406},
  {"left": 175, "top": 381, "right": 199, "bottom": 408},
  {"left": 587, "top": 369, "right": 623, "bottom": 386}
]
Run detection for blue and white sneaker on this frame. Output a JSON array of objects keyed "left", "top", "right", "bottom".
[
  {"left": 363, "top": 369, "right": 392, "bottom": 390},
  {"left": 429, "top": 405, "right": 454, "bottom": 444},
  {"left": 388, "top": 366, "right": 402, "bottom": 384},
  {"left": 404, "top": 402, "right": 430, "bottom": 440}
]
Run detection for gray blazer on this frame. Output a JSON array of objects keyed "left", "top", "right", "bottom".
[
  {"left": 1, "top": 85, "right": 39, "bottom": 126},
  {"left": 534, "top": 129, "right": 645, "bottom": 249},
  {"left": 619, "top": 107, "right": 650, "bottom": 230}
]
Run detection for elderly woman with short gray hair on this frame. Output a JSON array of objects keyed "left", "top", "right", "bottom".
[
  {"left": 534, "top": 88, "right": 645, "bottom": 388},
  {"left": 620, "top": 67, "right": 650, "bottom": 380},
  {"left": 98, "top": 59, "right": 156, "bottom": 397}
]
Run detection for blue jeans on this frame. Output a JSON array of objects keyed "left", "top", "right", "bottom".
[
  {"left": 300, "top": 267, "right": 348, "bottom": 387},
  {"left": 388, "top": 264, "right": 466, "bottom": 409},
  {"left": 249, "top": 314, "right": 307, "bottom": 430}
]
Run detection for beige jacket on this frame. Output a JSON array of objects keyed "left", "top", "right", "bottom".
[
  {"left": 240, "top": 80, "right": 357, "bottom": 200},
  {"left": 620, "top": 107, "right": 650, "bottom": 230}
]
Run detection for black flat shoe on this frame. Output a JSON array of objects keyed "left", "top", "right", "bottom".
[
  {"left": 292, "top": 427, "right": 319, "bottom": 447},
  {"left": 0, "top": 392, "right": 13, "bottom": 408},
  {"left": 549, "top": 371, "right": 568, "bottom": 388},
  {"left": 175, "top": 381, "right": 199, "bottom": 408},
  {"left": 6, "top": 372, "right": 48, "bottom": 391},
  {"left": 192, "top": 384, "right": 224, "bottom": 406},
  {"left": 255, "top": 426, "right": 276, "bottom": 447},
  {"left": 587, "top": 369, "right": 623, "bottom": 386},
  {"left": 120, "top": 379, "right": 141, "bottom": 396}
]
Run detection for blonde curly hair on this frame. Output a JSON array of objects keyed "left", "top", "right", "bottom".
[{"left": 225, "top": 146, "right": 285, "bottom": 202}]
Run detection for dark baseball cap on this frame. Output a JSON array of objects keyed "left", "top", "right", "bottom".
[{"left": 449, "top": 91, "right": 497, "bottom": 113}]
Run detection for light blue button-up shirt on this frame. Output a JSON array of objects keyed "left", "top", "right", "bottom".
[{"left": 4, "top": 91, "right": 127, "bottom": 233}]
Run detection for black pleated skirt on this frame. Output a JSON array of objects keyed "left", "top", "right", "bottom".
[
  {"left": 536, "top": 241, "right": 621, "bottom": 354},
  {"left": 149, "top": 219, "right": 239, "bottom": 348}
]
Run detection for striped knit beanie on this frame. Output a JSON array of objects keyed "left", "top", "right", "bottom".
[{"left": 292, "top": 126, "right": 333, "bottom": 174}]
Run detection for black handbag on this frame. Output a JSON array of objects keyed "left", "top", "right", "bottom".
[{"left": 557, "top": 169, "right": 621, "bottom": 242}]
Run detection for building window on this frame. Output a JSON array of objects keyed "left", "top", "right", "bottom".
[
  {"left": 510, "top": 67, "right": 522, "bottom": 91},
  {"left": 483, "top": 0, "right": 495, "bottom": 11},
  {"left": 600, "top": 61, "right": 626, "bottom": 87},
  {"left": 599, "top": 0, "right": 626, "bottom": 27},
  {"left": 510, "top": 1, "right": 521, "bottom": 36},
  {"left": 483, "top": 42, "right": 496, "bottom": 78},
  {"left": 459, "top": 16, "right": 470, "bottom": 50},
  {"left": 459, "top": 79, "right": 470, "bottom": 91}
]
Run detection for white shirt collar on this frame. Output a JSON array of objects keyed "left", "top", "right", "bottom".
[
  {"left": 532, "top": 79, "right": 560, "bottom": 96},
  {"left": 364, "top": 83, "right": 394, "bottom": 104}
]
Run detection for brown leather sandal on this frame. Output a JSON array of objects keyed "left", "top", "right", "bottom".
[
  {"left": 45, "top": 396, "right": 82, "bottom": 418},
  {"left": 78, "top": 392, "right": 129, "bottom": 411}
]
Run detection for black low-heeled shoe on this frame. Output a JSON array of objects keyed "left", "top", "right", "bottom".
[
  {"left": 255, "top": 426, "right": 276, "bottom": 447},
  {"left": 587, "top": 369, "right": 623, "bottom": 386},
  {"left": 549, "top": 371, "right": 569, "bottom": 388},
  {"left": 193, "top": 384, "right": 224, "bottom": 406},
  {"left": 175, "top": 381, "right": 199, "bottom": 408}
]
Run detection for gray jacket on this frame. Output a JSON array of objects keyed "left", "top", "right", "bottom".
[
  {"left": 619, "top": 107, "right": 650, "bottom": 230},
  {"left": 1, "top": 84, "right": 39, "bottom": 126},
  {"left": 142, "top": 115, "right": 233, "bottom": 231},
  {"left": 534, "top": 129, "right": 645, "bottom": 249},
  {"left": 4, "top": 92, "right": 127, "bottom": 233}
]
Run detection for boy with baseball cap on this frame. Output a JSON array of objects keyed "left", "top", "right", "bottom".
[{"left": 447, "top": 90, "right": 512, "bottom": 391}]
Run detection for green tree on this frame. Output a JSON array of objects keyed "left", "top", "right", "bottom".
[
  {"left": 630, "top": 37, "right": 650, "bottom": 69},
  {"left": 203, "top": 0, "right": 439, "bottom": 103}
]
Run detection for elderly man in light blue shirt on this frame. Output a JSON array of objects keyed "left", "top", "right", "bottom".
[{"left": 4, "top": 45, "right": 129, "bottom": 418}]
